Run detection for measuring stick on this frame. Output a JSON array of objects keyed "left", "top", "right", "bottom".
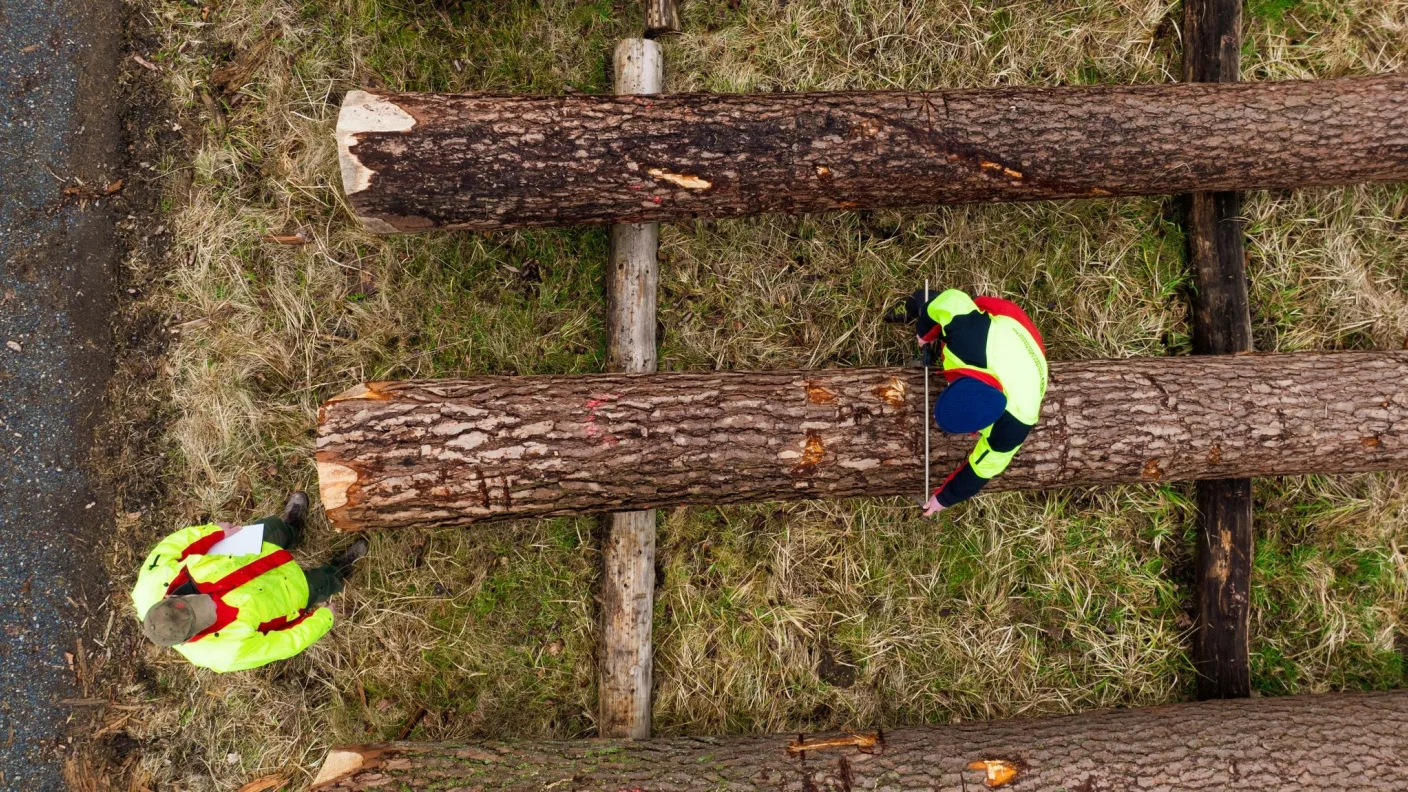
[{"left": 923, "top": 279, "right": 930, "bottom": 504}]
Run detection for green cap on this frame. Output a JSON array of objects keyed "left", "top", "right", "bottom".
[{"left": 142, "top": 595, "right": 215, "bottom": 646}]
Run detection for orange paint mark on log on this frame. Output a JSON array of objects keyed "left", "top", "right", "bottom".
[
  {"left": 872, "top": 377, "right": 907, "bottom": 408},
  {"left": 647, "top": 168, "right": 712, "bottom": 190},
  {"left": 1089, "top": 187, "right": 1112, "bottom": 196},
  {"left": 1140, "top": 458, "right": 1163, "bottom": 481},
  {"left": 968, "top": 759, "right": 1021, "bottom": 788},
  {"left": 1206, "top": 445, "right": 1223, "bottom": 464},
  {"left": 805, "top": 381, "right": 838, "bottom": 404},
  {"left": 815, "top": 165, "right": 832, "bottom": 178},
  {"left": 1362, "top": 436, "right": 1382, "bottom": 447},
  {"left": 786, "top": 732, "right": 880, "bottom": 756},
  {"left": 979, "top": 161, "right": 1023, "bottom": 179}
]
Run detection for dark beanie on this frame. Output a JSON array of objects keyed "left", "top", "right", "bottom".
[{"left": 934, "top": 376, "right": 1007, "bottom": 433}]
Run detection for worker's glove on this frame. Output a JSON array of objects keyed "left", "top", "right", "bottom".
[{"left": 922, "top": 495, "right": 946, "bottom": 517}]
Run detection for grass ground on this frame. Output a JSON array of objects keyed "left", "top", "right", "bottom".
[{"left": 97, "top": 0, "right": 1408, "bottom": 788}]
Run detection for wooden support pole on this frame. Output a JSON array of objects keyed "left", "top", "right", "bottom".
[
  {"left": 333, "top": 74, "right": 1408, "bottom": 233},
  {"left": 598, "top": 38, "right": 663, "bottom": 741},
  {"left": 314, "top": 351, "right": 1408, "bottom": 531},
  {"left": 1184, "top": 0, "right": 1254, "bottom": 701},
  {"left": 310, "top": 690, "right": 1408, "bottom": 791},
  {"left": 644, "top": 0, "right": 680, "bottom": 38}
]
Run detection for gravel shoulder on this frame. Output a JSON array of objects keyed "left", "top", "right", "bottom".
[{"left": 0, "top": 0, "right": 122, "bottom": 787}]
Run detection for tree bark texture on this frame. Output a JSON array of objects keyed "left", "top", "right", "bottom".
[
  {"left": 310, "top": 690, "right": 1408, "bottom": 791},
  {"left": 644, "top": 0, "right": 680, "bottom": 37},
  {"left": 314, "top": 351, "right": 1408, "bottom": 531},
  {"left": 1183, "top": 0, "right": 1254, "bottom": 702},
  {"left": 333, "top": 74, "right": 1408, "bottom": 234},
  {"left": 599, "top": 37, "right": 664, "bottom": 742}
]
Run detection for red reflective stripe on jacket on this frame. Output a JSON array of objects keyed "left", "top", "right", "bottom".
[
  {"left": 165, "top": 566, "right": 194, "bottom": 596},
  {"left": 180, "top": 550, "right": 297, "bottom": 644},
  {"left": 206, "top": 550, "right": 295, "bottom": 595},
  {"left": 932, "top": 462, "right": 966, "bottom": 497},
  {"left": 258, "top": 609, "right": 314, "bottom": 634},
  {"left": 943, "top": 367, "right": 1005, "bottom": 392},
  {"left": 179, "top": 531, "right": 224, "bottom": 560},
  {"left": 973, "top": 296, "right": 1046, "bottom": 354}
]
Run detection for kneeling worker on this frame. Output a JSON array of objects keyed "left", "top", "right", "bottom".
[
  {"left": 899, "top": 288, "right": 1048, "bottom": 517},
  {"left": 132, "top": 493, "right": 367, "bottom": 672}
]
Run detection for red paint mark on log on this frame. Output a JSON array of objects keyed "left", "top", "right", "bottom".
[{"left": 1362, "top": 436, "right": 1382, "bottom": 447}]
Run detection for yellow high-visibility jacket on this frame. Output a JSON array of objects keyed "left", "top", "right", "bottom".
[
  {"left": 923, "top": 289, "right": 1048, "bottom": 506},
  {"left": 132, "top": 524, "right": 333, "bottom": 672}
]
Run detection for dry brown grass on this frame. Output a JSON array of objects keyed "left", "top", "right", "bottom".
[{"left": 99, "top": 0, "right": 1408, "bottom": 789}]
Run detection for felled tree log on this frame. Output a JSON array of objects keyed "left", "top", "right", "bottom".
[
  {"left": 599, "top": 37, "right": 664, "bottom": 741},
  {"left": 333, "top": 73, "right": 1408, "bottom": 233},
  {"left": 1182, "top": 0, "right": 1255, "bottom": 702},
  {"left": 310, "top": 690, "right": 1408, "bottom": 791},
  {"left": 315, "top": 351, "right": 1408, "bottom": 531}
]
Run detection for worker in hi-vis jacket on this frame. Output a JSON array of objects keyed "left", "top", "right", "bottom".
[
  {"left": 132, "top": 493, "right": 367, "bottom": 672},
  {"left": 898, "top": 288, "right": 1048, "bottom": 516}
]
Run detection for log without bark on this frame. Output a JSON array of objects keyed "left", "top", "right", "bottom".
[
  {"left": 310, "top": 690, "right": 1408, "bottom": 791},
  {"left": 599, "top": 37, "right": 663, "bottom": 741},
  {"left": 333, "top": 74, "right": 1408, "bottom": 233},
  {"left": 1183, "top": 0, "right": 1255, "bottom": 702},
  {"left": 315, "top": 351, "right": 1408, "bottom": 531}
]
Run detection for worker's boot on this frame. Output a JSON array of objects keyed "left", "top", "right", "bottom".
[
  {"left": 279, "top": 491, "right": 310, "bottom": 548},
  {"left": 328, "top": 537, "right": 369, "bottom": 577}
]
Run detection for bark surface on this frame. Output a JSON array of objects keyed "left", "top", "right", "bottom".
[
  {"left": 333, "top": 74, "right": 1408, "bottom": 233},
  {"left": 644, "top": 0, "right": 680, "bottom": 37},
  {"left": 310, "top": 690, "right": 1408, "bottom": 791},
  {"left": 315, "top": 351, "right": 1408, "bottom": 531},
  {"left": 1183, "top": 0, "right": 1254, "bottom": 702},
  {"left": 598, "top": 37, "right": 663, "bottom": 741}
]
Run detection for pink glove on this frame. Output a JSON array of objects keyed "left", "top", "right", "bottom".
[
  {"left": 218, "top": 521, "right": 239, "bottom": 536},
  {"left": 916, "top": 333, "right": 930, "bottom": 346},
  {"left": 922, "top": 495, "right": 946, "bottom": 517}
]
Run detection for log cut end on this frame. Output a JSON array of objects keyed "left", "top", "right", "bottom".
[
  {"left": 613, "top": 38, "right": 663, "bottom": 95},
  {"left": 336, "top": 91, "right": 416, "bottom": 233},
  {"left": 312, "top": 748, "right": 365, "bottom": 788},
  {"left": 318, "top": 461, "right": 359, "bottom": 526}
]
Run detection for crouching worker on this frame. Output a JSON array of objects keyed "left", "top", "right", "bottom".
[
  {"left": 897, "top": 288, "right": 1048, "bottom": 516},
  {"left": 132, "top": 493, "right": 367, "bottom": 672}
]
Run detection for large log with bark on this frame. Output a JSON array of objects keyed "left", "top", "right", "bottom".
[
  {"left": 1182, "top": 0, "right": 1255, "bottom": 701},
  {"left": 315, "top": 351, "right": 1408, "bottom": 531},
  {"left": 333, "top": 74, "right": 1408, "bottom": 233},
  {"left": 310, "top": 690, "right": 1408, "bottom": 791}
]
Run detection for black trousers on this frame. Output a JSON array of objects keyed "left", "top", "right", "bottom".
[{"left": 255, "top": 515, "right": 344, "bottom": 607}]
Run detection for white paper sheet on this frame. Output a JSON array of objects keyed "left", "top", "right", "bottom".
[{"left": 206, "top": 523, "right": 265, "bottom": 556}]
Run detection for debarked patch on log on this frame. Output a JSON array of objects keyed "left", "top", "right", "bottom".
[{"left": 647, "top": 168, "right": 712, "bottom": 190}]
